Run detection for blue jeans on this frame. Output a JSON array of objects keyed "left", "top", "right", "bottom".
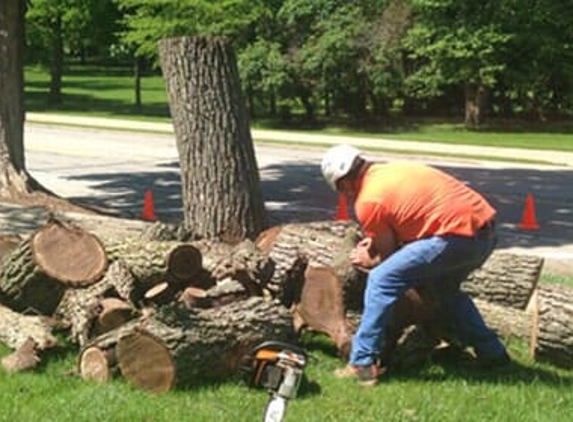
[{"left": 349, "top": 228, "right": 506, "bottom": 366}]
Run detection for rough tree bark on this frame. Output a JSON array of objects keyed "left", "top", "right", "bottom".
[
  {"left": 0, "top": 0, "right": 30, "bottom": 197},
  {"left": 461, "top": 252, "right": 543, "bottom": 310},
  {"left": 533, "top": 284, "right": 573, "bottom": 368},
  {"left": 158, "top": 36, "right": 266, "bottom": 242},
  {"left": 115, "top": 298, "right": 295, "bottom": 393},
  {"left": 0, "top": 220, "right": 108, "bottom": 315},
  {"left": 105, "top": 240, "right": 205, "bottom": 292}
]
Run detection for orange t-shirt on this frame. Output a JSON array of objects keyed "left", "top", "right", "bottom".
[{"left": 354, "top": 162, "right": 496, "bottom": 243}]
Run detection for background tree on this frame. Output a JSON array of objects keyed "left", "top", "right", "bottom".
[
  {"left": 405, "top": 0, "right": 511, "bottom": 128},
  {"left": 116, "top": 0, "right": 271, "bottom": 239},
  {"left": 0, "top": 0, "right": 32, "bottom": 196},
  {"left": 496, "top": 0, "right": 573, "bottom": 120},
  {"left": 26, "top": 0, "right": 122, "bottom": 104}
]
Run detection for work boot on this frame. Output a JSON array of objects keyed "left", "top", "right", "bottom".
[{"left": 333, "top": 364, "right": 381, "bottom": 387}]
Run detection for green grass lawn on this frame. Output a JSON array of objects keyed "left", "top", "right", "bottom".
[
  {"left": 25, "top": 65, "right": 573, "bottom": 152},
  {"left": 1, "top": 332, "right": 572, "bottom": 422},
  {"left": 26, "top": 65, "right": 171, "bottom": 121}
]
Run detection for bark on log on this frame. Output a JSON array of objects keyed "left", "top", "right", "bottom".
[
  {"left": 462, "top": 252, "right": 543, "bottom": 310},
  {"left": 1, "top": 338, "right": 41, "bottom": 373},
  {"left": 0, "top": 303, "right": 60, "bottom": 350},
  {"left": 78, "top": 319, "right": 141, "bottom": 383},
  {"left": 56, "top": 260, "right": 139, "bottom": 346},
  {"left": 258, "top": 222, "right": 543, "bottom": 312},
  {"left": 105, "top": 240, "right": 205, "bottom": 290},
  {"left": 255, "top": 221, "right": 364, "bottom": 304},
  {"left": 116, "top": 298, "right": 295, "bottom": 393},
  {"left": 0, "top": 235, "right": 20, "bottom": 261},
  {"left": 533, "top": 284, "right": 573, "bottom": 368},
  {"left": 473, "top": 298, "right": 533, "bottom": 340},
  {"left": 0, "top": 220, "right": 107, "bottom": 314}
]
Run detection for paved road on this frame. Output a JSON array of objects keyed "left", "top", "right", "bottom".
[{"left": 13, "top": 122, "right": 573, "bottom": 275}]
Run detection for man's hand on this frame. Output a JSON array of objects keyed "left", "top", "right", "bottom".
[{"left": 349, "top": 237, "right": 381, "bottom": 270}]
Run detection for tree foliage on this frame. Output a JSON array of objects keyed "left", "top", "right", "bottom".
[{"left": 21, "top": 0, "right": 573, "bottom": 123}]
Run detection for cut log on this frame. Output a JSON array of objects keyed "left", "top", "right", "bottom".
[
  {"left": 0, "top": 235, "right": 20, "bottom": 261},
  {"left": 257, "top": 222, "right": 544, "bottom": 313},
  {"left": 255, "top": 221, "right": 364, "bottom": 303},
  {"left": 116, "top": 297, "right": 295, "bottom": 393},
  {"left": 292, "top": 266, "right": 353, "bottom": 358},
  {"left": 56, "top": 260, "right": 140, "bottom": 346},
  {"left": 0, "top": 303, "right": 59, "bottom": 350},
  {"left": 473, "top": 298, "right": 533, "bottom": 340},
  {"left": 0, "top": 220, "right": 107, "bottom": 314},
  {"left": 105, "top": 240, "right": 204, "bottom": 289},
  {"left": 143, "top": 282, "right": 178, "bottom": 306},
  {"left": 209, "top": 240, "right": 272, "bottom": 295},
  {"left": 90, "top": 298, "right": 137, "bottom": 337},
  {"left": 533, "top": 284, "right": 573, "bottom": 368},
  {"left": 461, "top": 252, "right": 543, "bottom": 310},
  {"left": 78, "top": 319, "right": 141, "bottom": 383},
  {"left": 178, "top": 286, "right": 209, "bottom": 309},
  {"left": 79, "top": 346, "right": 116, "bottom": 383},
  {"left": 1, "top": 338, "right": 41, "bottom": 373}
]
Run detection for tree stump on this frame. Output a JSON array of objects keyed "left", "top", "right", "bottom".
[
  {"left": 0, "top": 220, "right": 107, "bottom": 314},
  {"left": 116, "top": 298, "right": 295, "bottom": 393},
  {"left": 158, "top": 36, "right": 266, "bottom": 241}
]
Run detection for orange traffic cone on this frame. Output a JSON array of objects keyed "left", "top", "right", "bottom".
[
  {"left": 517, "top": 193, "right": 539, "bottom": 230},
  {"left": 334, "top": 193, "right": 351, "bottom": 221},
  {"left": 142, "top": 189, "right": 157, "bottom": 221}
]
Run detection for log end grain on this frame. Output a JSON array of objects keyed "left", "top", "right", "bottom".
[
  {"left": 31, "top": 221, "right": 108, "bottom": 286},
  {"left": 79, "top": 346, "right": 112, "bottom": 383},
  {"left": 166, "top": 244, "right": 202, "bottom": 282},
  {"left": 117, "top": 331, "right": 176, "bottom": 394}
]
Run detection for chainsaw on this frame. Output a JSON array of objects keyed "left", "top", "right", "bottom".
[{"left": 240, "top": 341, "right": 308, "bottom": 422}]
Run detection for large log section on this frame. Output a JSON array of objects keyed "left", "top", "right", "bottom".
[
  {"left": 0, "top": 220, "right": 107, "bottom": 314},
  {"left": 109, "top": 298, "right": 295, "bottom": 393},
  {"left": 105, "top": 240, "right": 204, "bottom": 293},
  {"left": 257, "top": 221, "right": 543, "bottom": 311},
  {"left": 534, "top": 284, "right": 573, "bottom": 368},
  {"left": 462, "top": 253, "right": 544, "bottom": 310}
]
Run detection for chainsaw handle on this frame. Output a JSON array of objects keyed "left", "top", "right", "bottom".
[{"left": 249, "top": 340, "right": 307, "bottom": 359}]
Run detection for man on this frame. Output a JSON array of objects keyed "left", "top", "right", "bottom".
[{"left": 321, "top": 144, "right": 509, "bottom": 387}]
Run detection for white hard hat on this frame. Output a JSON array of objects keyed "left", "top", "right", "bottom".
[{"left": 321, "top": 144, "right": 363, "bottom": 190}]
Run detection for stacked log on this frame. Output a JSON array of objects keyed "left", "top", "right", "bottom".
[
  {"left": 2, "top": 217, "right": 573, "bottom": 389},
  {"left": 461, "top": 252, "right": 543, "bottom": 310},
  {"left": 533, "top": 284, "right": 573, "bottom": 368},
  {"left": 115, "top": 298, "right": 294, "bottom": 393},
  {"left": 0, "top": 220, "right": 107, "bottom": 315}
]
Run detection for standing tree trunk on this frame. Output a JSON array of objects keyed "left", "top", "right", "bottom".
[
  {"left": 49, "top": 13, "right": 64, "bottom": 104},
  {"left": 159, "top": 36, "right": 266, "bottom": 242},
  {"left": 133, "top": 55, "right": 142, "bottom": 111},
  {"left": 464, "top": 83, "right": 488, "bottom": 129},
  {"left": 0, "top": 0, "right": 53, "bottom": 200},
  {"left": 0, "top": 0, "right": 29, "bottom": 196}
]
